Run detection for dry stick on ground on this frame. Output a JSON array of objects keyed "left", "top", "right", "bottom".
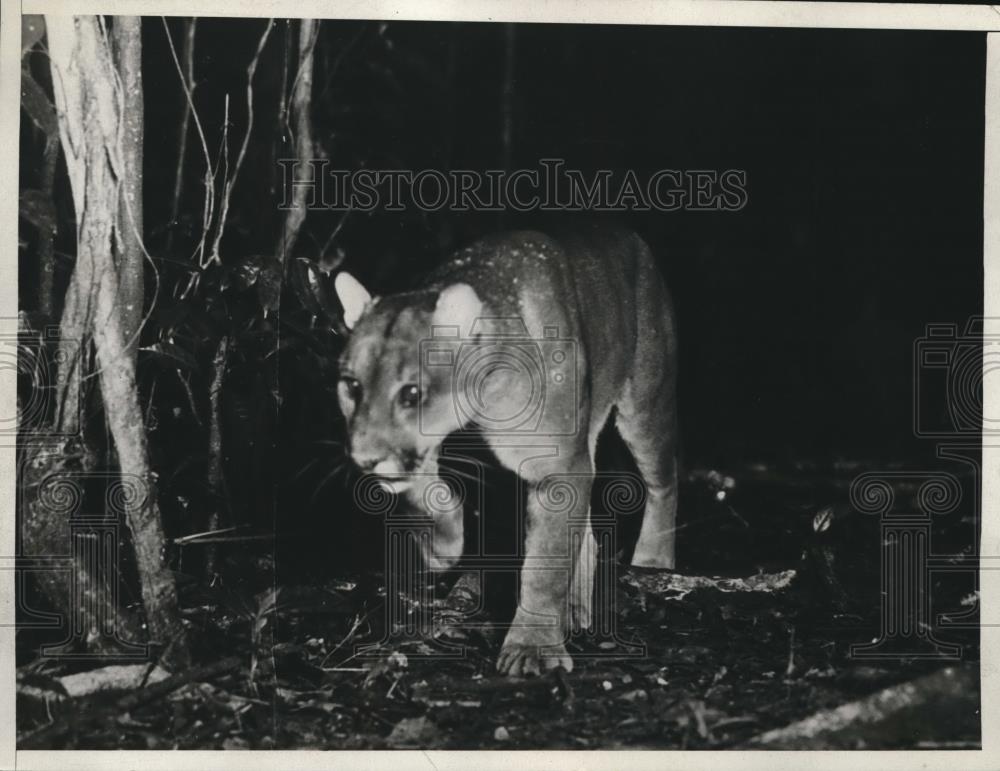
[
  {"left": 46, "top": 14, "right": 189, "bottom": 669},
  {"left": 166, "top": 17, "right": 196, "bottom": 256},
  {"left": 118, "top": 655, "right": 243, "bottom": 711},
  {"left": 18, "top": 656, "right": 243, "bottom": 749},
  {"left": 621, "top": 568, "right": 797, "bottom": 601},
  {"left": 278, "top": 18, "right": 318, "bottom": 270},
  {"left": 748, "top": 665, "right": 979, "bottom": 749}
]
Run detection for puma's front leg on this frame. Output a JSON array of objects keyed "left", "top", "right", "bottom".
[{"left": 497, "top": 456, "right": 593, "bottom": 676}]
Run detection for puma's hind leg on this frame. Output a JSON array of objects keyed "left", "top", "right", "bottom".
[
  {"left": 615, "top": 377, "right": 678, "bottom": 569},
  {"left": 569, "top": 517, "right": 597, "bottom": 631}
]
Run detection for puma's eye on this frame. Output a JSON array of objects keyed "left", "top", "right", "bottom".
[
  {"left": 398, "top": 384, "right": 420, "bottom": 409},
  {"left": 338, "top": 377, "right": 362, "bottom": 404}
]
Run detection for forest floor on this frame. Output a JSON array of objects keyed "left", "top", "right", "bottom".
[{"left": 16, "top": 461, "right": 982, "bottom": 750}]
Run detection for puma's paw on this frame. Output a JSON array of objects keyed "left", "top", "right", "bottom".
[{"left": 497, "top": 633, "right": 573, "bottom": 677}]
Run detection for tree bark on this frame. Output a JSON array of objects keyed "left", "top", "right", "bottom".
[
  {"left": 278, "top": 18, "right": 317, "bottom": 268},
  {"left": 205, "top": 334, "right": 230, "bottom": 574},
  {"left": 46, "top": 15, "right": 188, "bottom": 668},
  {"left": 36, "top": 136, "right": 59, "bottom": 320},
  {"left": 111, "top": 17, "right": 145, "bottom": 355}
]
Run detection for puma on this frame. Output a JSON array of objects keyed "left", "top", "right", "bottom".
[{"left": 334, "top": 223, "right": 678, "bottom": 676}]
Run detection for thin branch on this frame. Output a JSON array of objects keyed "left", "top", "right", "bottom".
[
  {"left": 208, "top": 18, "right": 274, "bottom": 267},
  {"left": 161, "top": 16, "right": 214, "bottom": 268},
  {"left": 282, "top": 20, "right": 320, "bottom": 153},
  {"left": 166, "top": 17, "right": 196, "bottom": 255},
  {"left": 314, "top": 207, "right": 352, "bottom": 260}
]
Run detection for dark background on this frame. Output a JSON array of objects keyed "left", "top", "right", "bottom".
[{"left": 148, "top": 22, "right": 984, "bottom": 463}]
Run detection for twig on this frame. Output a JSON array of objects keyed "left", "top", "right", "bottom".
[
  {"left": 162, "top": 16, "right": 215, "bottom": 268},
  {"left": 173, "top": 526, "right": 239, "bottom": 545},
  {"left": 321, "top": 611, "right": 369, "bottom": 667},
  {"left": 208, "top": 19, "right": 274, "bottom": 266},
  {"left": 174, "top": 532, "right": 278, "bottom": 546},
  {"left": 315, "top": 207, "right": 352, "bottom": 261},
  {"left": 175, "top": 369, "right": 202, "bottom": 427}
]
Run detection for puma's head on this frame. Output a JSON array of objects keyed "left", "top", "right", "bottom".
[{"left": 334, "top": 272, "right": 483, "bottom": 568}]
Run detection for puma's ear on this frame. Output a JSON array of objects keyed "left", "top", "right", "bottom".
[
  {"left": 335, "top": 272, "right": 372, "bottom": 330},
  {"left": 433, "top": 283, "right": 483, "bottom": 336}
]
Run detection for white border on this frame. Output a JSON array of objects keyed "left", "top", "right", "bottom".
[
  {"left": 0, "top": 0, "right": 20, "bottom": 768},
  {"left": 2, "top": 3, "right": 997, "bottom": 770},
  {"left": 15, "top": 0, "right": 1000, "bottom": 31}
]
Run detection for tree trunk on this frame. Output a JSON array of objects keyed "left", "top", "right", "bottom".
[
  {"left": 36, "top": 136, "right": 59, "bottom": 320},
  {"left": 278, "top": 18, "right": 317, "bottom": 268},
  {"left": 46, "top": 15, "right": 188, "bottom": 668},
  {"left": 205, "top": 334, "right": 230, "bottom": 574},
  {"left": 111, "top": 17, "right": 145, "bottom": 355}
]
